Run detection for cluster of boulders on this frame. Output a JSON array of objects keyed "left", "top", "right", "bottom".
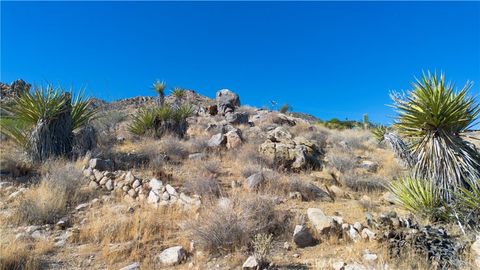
[
  {"left": 84, "top": 158, "right": 200, "bottom": 208},
  {"left": 207, "top": 126, "right": 244, "bottom": 149},
  {"left": 0, "top": 79, "right": 30, "bottom": 100},
  {"left": 259, "top": 127, "right": 323, "bottom": 171}
]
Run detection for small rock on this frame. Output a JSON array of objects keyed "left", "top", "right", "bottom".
[
  {"left": 149, "top": 178, "right": 163, "bottom": 190},
  {"left": 242, "top": 256, "right": 258, "bottom": 270},
  {"left": 360, "top": 160, "right": 378, "bottom": 172},
  {"left": 346, "top": 225, "right": 361, "bottom": 242},
  {"left": 382, "top": 191, "right": 397, "bottom": 204},
  {"left": 344, "top": 262, "right": 367, "bottom": 270},
  {"left": 119, "top": 262, "right": 140, "bottom": 270},
  {"left": 162, "top": 191, "right": 170, "bottom": 201},
  {"left": 353, "top": 222, "right": 362, "bottom": 232},
  {"left": 105, "top": 179, "right": 114, "bottom": 191},
  {"left": 246, "top": 172, "right": 264, "bottom": 190},
  {"left": 361, "top": 228, "right": 376, "bottom": 241},
  {"left": 208, "top": 133, "right": 227, "bottom": 148},
  {"left": 88, "top": 181, "right": 99, "bottom": 189},
  {"left": 362, "top": 250, "right": 378, "bottom": 262},
  {"left": 307, "top": 208, "right": 335, "bottom": 235},
  {"left": 75, "top": 203, "right": 89, "bottom": 211},
  {"left": 147, "top": 190, "right": 160, "bottom": 204},
  {"left": 83, "top": 168, "right": 93, "bottom": 177},
  {"left": 89, "top": 158, "right": 114, "bottom": 171},
  {"left": 132, "top": 179, "right": 141, "bottom": 189},
  {"left": 128, "top": 189, "right": 137, "bottom": 198},
  {"left": 99, "top": 176, "right": 109, "bottom": 186},
  {"left": 329, "top": 185, "right": 346, "bottom": 198},
  {"left": 293, "top": 225, "right": 316, "bottom": 248},
  {"left": 283, "top": 241, "right": 291, "bottom": 250},
  {"left": 125, "top": 171, "right": 136, "bottom": 184},
  {"left": 165, "top": 184, "right": 177, "bottom": 196},
  {"left": 157, "top": 246, "right": 186, "bottom": 266},
  {"left": 188, "top": 153, "right": 206, "bottom": 160},
  {"left": 332, "top": 261, "right": 346, "bottom": 270}
]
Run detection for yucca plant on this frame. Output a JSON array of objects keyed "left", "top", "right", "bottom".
[
  {"left": 153, "top": 80, "right": 166, "bottom": 107},
  {"left": 371, "top": 125, "right": 388, "bottom": 143},
  {"left": 454, "top": 179, "right": 480, "bottom": 229},
  {"left": 389, "top": 177, "right": 448, "bottom": 221},
  {"left": 0, "top": 85, "right": 96, "bottom": 162},
  {"left": 128, "top": 104, "right": 193, "bottom": 138},
  {"left": 391, "top": 72, "right": 480, "bottom": 200}
]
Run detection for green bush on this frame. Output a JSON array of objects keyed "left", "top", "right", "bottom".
[
  {"left": 128, "top": 104, "right": 193, "bottom": 138},
  {"left": 454, "top": 180, "right": 480, "bottom": 229},
  {"left": 389, "top": 177, "right": 449, "bottom": 222}
]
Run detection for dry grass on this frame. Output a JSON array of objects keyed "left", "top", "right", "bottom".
[
  {"left": 325, "top": 148, "right": 358, "bottom": 173},
  {"left": 188, "top": 194, "right": 289, "bottom": 255},
  {"left": 0, "top": 231, "right": 54, "bottom": 270},
  {"left": 77, "top": 201, "right": 190, "bottom": 266},
  {"left": 13, "top": 160, "right": 91, "bottom": 225},
  {"left": 328, "top": 129, "right": 372, "bottom": 151}
]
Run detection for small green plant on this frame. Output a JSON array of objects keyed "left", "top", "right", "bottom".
[
  {"left": 389, "top": 177, "right": 448, "bottom": 221},
  {"left": 363, "top": 113, "right": 369, "bottom": 129},
  {"left": 171, "top": 87, "right": 186, "bottom": 99},
  {"left": 252, "top": 233, "right": 273, "bottom": 266},
  {"left": 128, "top": 104, "right": 193, "bottom": 138}
]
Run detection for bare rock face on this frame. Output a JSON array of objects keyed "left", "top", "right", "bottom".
[
  {"left": 216, "top": 89, "right": 240, "bottom": 115},
  {"left": 0, "top": 79, "right": 31, "bottom": 100},
  {"left": 226, "top": 111, "right": 249, "bottom": 125},
  {"left": 259, "top": 127, "right": 323, "bottom": 171}
]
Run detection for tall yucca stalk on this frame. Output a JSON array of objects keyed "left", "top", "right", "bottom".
[
  {"left": 391, "top": 72, "right": 480, "bottom": 200},
  {"left": 153, "top": 80, "right": 166, "bottom": 107}
]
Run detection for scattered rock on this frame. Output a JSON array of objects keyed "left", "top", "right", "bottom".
[
  {"left": 208, "top": 133, "right": 227, "bottom": 148},
  {"left": 360, "top": 160, "right": 378, "bottom": 172},
  {"left": 147, "top": 190, "right": 160, "bottom": 204},
  {"left": 149, "top": 178, "right": 163, "bottom": 190},
  {"left": 242, "top": 256, "right": 258, "bottom": 270},
  {"left": 381, "top": 191, "right": 397, "bottom": 205},
  {"left": 119, "top": 262, "right": 140, "bottom": 270},
  {"left": 188, "top": 153, "right": 207, "bottom": 160},
  {"left": 226, "top": 111, "right": 249, "bottom": 125},
  {"left": 165, "top": 184, "right": 177, "bottom": 196},
  {"left": 307, "top": 208, "right": 339, "bottom": 235},
  {"left": 293, "top": 225, "right": 316, "bottom": 248},
  {"left": 246, "top": 172, "right": 265, "bottom": 190},
  {"left": 332, "top": 261, "right": 346, "bottom": 270},
  {"left": 361, "top": 228, "right": 376, "bottom": 241},
  {"left": 89, "top": 158, "right": 114, "bottom": 171},
  {"left": 157, "top": 246, "right": 186, "bottom": 266},
  {"left": 225, "top": 129, "right": 243, "bottom": 149},
  {"left": 75, "top": 203, "right": 89, "bottom": 211}
]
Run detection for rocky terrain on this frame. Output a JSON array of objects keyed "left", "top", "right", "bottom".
[{"left": 0, "top": 79, "right": 479, "bottom": 270}]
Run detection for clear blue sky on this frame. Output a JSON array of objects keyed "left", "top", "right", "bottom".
[{"left": 2, "top": 1, "right": 479, "bottom": 124}]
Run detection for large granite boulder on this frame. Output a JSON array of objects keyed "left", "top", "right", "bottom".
[
  {"left": 259, "top": 127, "right": 323, "bottom": 171},
  {"left": 216, "top": 89, "right": 240, "bottom": 115}
]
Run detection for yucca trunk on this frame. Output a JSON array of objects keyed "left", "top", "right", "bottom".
[
  {"left": 412, "top": 130, "right": 480, "bottom": 200},
  {"left": 156, "top": 93, "right": 165, "bottom": 107},
  {"left": 26, "top": 94, "right": 73, "bottom": 162},
  {"left": 383, "top": 131, "right": 417, "bottom": 168}
]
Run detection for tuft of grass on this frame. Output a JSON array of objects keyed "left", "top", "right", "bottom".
[{"left": 326, "top": 149, "right": 357, "bottom": 173}]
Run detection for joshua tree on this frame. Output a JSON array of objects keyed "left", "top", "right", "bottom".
[
  {"left": 391, "top": 72, "right": 480, "bottom": 200},
  {"left": 153, "top": 80, "right": 166, "bottom": 107},
  {"left": 0, "top": 85, "right": 96, "bottom": 163}
]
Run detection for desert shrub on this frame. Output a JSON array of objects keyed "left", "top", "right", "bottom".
[
  {"left": 323, "top": 118, "right": 362, "bottom": 130},
  {"left": 91, "top": 110, "right": 127, "bottom": 133},
  {"left": 241, "top": 163, "right": 263, "bottom": 178},
  {"left": 201, "top": 159, "right": 221, "bottom": 175},
  {"left": 14, "top": 162, "right": 90, "bottom": 225},
  {"left": 391, "top": 72, "right": 480, "bottom": 200},
  {"left": 190, "top": 195, "right": 284, "bottom": 254},
  {"left": 252, "top": 233, "right": 274, "bottom": 267},
  {"left": 128, "top": 104, "right": 193, "bottom": 138},
  {"left": 0, "top": 239, "right": 48, "bottom": 270},
  {"left": 0, "top": 85, "right": 96, "bottom": 162},
  {"left": 159, "top": 135, "right": 189, "bottom": 161},
  {"left": 344, "top": 173, "right": 387, "bottom": 192},
  {"left": 279, "top": 104, "right": 290, "bottom": 114},
  {"left": 326, "top": 149, "right": 357, "bottom": 173},
  {"left": 185, "top": 137, "right": 209, "bottom": 153},
  {"left": 328, "top": 129, "right": 371, "bottom": 150},
  {"left": 184, "top": 177, "right": 221, "bottom": 197},
  {"left": 288, "top": 178, "right": 332, "bottom": 201},
  {"left": 389, "top": 177, "right": 448, "bottom": 222}
]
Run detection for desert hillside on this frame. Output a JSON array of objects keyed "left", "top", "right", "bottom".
[{"left": 0, "top": 79, "right": 479, "bottom": 270}]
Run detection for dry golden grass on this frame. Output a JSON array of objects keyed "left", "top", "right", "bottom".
[{"left": 77, "top": 200, "right": 191, "bottom": 266}]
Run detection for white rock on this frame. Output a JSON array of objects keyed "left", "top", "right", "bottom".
[
  {"left": 119, "top": 262, "right": 140, "bottom": 270},
  {"left": 132, "top": 179, "right": 141, "bottom": 189},
  {"left": 346, "top": 225, "right": 360, "bottom": 242},
  {"left": 99, "top": 176, "right": 109, "bottom": 186},
  {"left": 93, "top": 169, "right": 104, "bottom": 181},
  {"left": 149, "top": 178, "right": 163, "bottom": 190},
  {"left": 382, "top": 191, "right": 397, "bottom": 205},
  {"left": 165, "top": 184, "right": 177, "bottom": 196},
  {"left": 332, "top": 261, "right": 346, "bottom": 270},
  {"left": 157, "top": 246, "right": 186, "bottom": 266},
  {"left": 75, "top": 203, "right": 89, "bottom": 211},
  {"left": 125, "top": 171, "right": 135, "bottom": 184},
  {"left": 88, "top": 181, "right": 99, "bottom": 189},
  {"left": 105, "top": 179, "right": 114, "bottom": 191},
  {"left": 344, "top": 262, "right": 367, "bottom": 270},
  {"left": 242, "top": 255, "right": 258, "bottom": 269},
  {"left": 361, "top": 228, "right": 376, "bottom": 241},
  {"left": 147, "top": 190, "right": 160, "bottom": 204},
  {"left": 162, "top": 191, "right": 170, "bottom": 201},
  {"left": 353, "top": 222, "right": 362, "bottom": 232},
  {"left": 307, "top": 208, "right": 334, "bottom": 235},
  {"left": 83, "top": 168, "right": 93, "bottom": 177}
]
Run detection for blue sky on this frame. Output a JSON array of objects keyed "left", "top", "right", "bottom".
[{"left": 1, "top": 1, "right": 479, "bottom": 124}]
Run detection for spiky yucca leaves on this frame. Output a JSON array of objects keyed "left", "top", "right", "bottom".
[
  {"left": 383, "top": 131, "right": 417, "bottom": 168},
  {"left": 389, "top": 177, "right": 448, "bottom": 221},
  {"left": 171, "top": 87, "right": 186, "bottom": 99},
  {"left": 391, "top": 72, "right": 480, "bottom": 200},
  {"left": 371, "top": 125, "right": 388, "bottom": 143},
  {"left": 128, "top": 104, "right": 193, "bottom": 138},
  {"left": 153, "top": 80, "right": 166, "bottom": 106},
  {"left": 454, "top": 179, "right": 480, "bottom": 229},
  {"left": 0, "top": 85, "right": 96, "bottom": 150}
]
